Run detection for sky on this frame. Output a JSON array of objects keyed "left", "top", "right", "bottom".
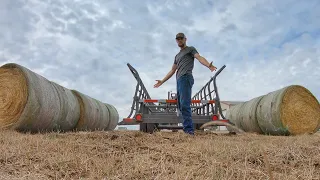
[{"left": 1, "top": 0, "right": 319, "bottom": 130}]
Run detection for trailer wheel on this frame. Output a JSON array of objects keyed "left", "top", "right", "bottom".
[
  {"left": 140, "top": 123, "right": 158, "bottom": 133},
  {"left": 140, "top": 123, "right": 147, "bottom": 132},
  {"left": 146, "top": 123, "right": 158, "bottom": 133}
]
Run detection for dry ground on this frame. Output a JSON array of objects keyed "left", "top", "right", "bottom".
[{"left": 0, "top": 130, "right": 320, "bottom": 180}]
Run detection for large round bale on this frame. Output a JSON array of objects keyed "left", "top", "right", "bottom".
[
  {"left": 257, "top": 85, "right": 320, "bottom": 135},
  {"left": 225, "top": 103, "right": 244, "bottom": 132},
  {"left": 0, "top": 63, "right": 80, "bottom": 132},
  {"left": 72, "top": 90, "right": 118, "bottom": 131},
  {"left": 104, "top": 103, "right": 119, "bottom": 130},
  {"left": 238, "top": 96, "right": 264, "bottom": 133}
]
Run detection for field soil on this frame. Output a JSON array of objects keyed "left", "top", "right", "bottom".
[{"left": 0, "top": 130, "right": 320, "bottom": 180}]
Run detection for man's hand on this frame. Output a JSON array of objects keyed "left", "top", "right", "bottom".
[
  {"left": 208, "top": 62, "right": 217, "bottom": 72},
  {"left": 194, "top": 53, "right": 217, "bottom": 72},
  {"left": 154, "top": 64, "right": 177, "bottom": 88},
  {"left": 154, "top": 80, "right": 163, "bottom": 88}
]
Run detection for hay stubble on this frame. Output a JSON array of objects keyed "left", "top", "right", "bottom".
[{"left": 0, "top": 130, "right": 319, "bottom": 179}]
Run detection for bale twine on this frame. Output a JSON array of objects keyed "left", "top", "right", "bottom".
[
  {"left": 0, "top": 63, "right": 80, "bottom": 132},
  {"left": 72, "top": 90, "right": 111, "bottom": 131},
  {"left": 256, "top": 85, "right": 320, "bottom": 135}
]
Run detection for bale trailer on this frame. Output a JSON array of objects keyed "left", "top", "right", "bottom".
[{"left": 118, "top": 63, "right": 233, "bottom": 133}]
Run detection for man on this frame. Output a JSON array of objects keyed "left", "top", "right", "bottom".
[{"left": 154, "top": 32, "right": 217, "bottom": 135}]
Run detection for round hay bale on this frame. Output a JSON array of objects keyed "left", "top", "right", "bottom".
[
  {"left": 0, "top": 63, "right": 80, "bottom": 132},
  {"left": 105, "top": 103, "right": 119, "bottom": 130},
  {"left": 225, "top": 103, "right": 244, "bottom": 132},
  {"left": 238, "top": 96, "right": 264, "bottom": 133},
  {"left": 257, "top": 85, "right": 320, "bottom": 135},
  {"left": 0, "top": 66, "right": 28, "bottom": 130},
  {"left": 72, "top": 90, "right": 111, "bottom": 131}
]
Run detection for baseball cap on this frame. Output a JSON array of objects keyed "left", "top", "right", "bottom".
[{"left": 176, "top": 32, "right": 185, "bottom": 39}]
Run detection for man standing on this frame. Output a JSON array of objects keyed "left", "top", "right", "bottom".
[{"left": 154, "top": 32, "right": 217, "bottom": 135}]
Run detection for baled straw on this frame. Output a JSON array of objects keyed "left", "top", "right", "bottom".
[
  {"left": 281, "top": 85, "right": 320, "bottom": 135},
  {"left": 0, "top": 67, "right": 28, "bottom": 129},
  {"left": 0, "top": 63, "right": 80, "bottom": 132},
  {"left": 72, "top": 90, "right": 110, "bottom": 131}
]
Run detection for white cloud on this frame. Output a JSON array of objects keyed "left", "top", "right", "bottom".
[{"left": 1, "top": 0, "right": 319, "bottom": 129}]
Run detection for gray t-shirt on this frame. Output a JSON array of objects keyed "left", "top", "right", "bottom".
[{"left": 174, "top": 46, "right": 198, "bottom": 80}]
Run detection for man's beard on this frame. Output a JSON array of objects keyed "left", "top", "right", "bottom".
[{"left": 178, "top": 43, "right": 185, "bottom": 47}]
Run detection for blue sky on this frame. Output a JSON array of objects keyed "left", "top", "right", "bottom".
[{"left": 1, "top": 0, "right": 319, "bottom": 129}]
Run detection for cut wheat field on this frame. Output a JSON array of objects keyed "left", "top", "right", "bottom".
[{"left": 0, "top": 130, "right": 319, "bottom": 180}]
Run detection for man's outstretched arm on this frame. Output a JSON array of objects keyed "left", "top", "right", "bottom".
[
  {"left": 194, "top": 53, "right": 217, "bottom": 72},
  {"left": 154, "top": 64, "right": 177, "bottom": 88}
]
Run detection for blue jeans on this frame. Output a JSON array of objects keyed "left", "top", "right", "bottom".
[{"left": 177, "top": 74, "right": 194, "bottom": 134}]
